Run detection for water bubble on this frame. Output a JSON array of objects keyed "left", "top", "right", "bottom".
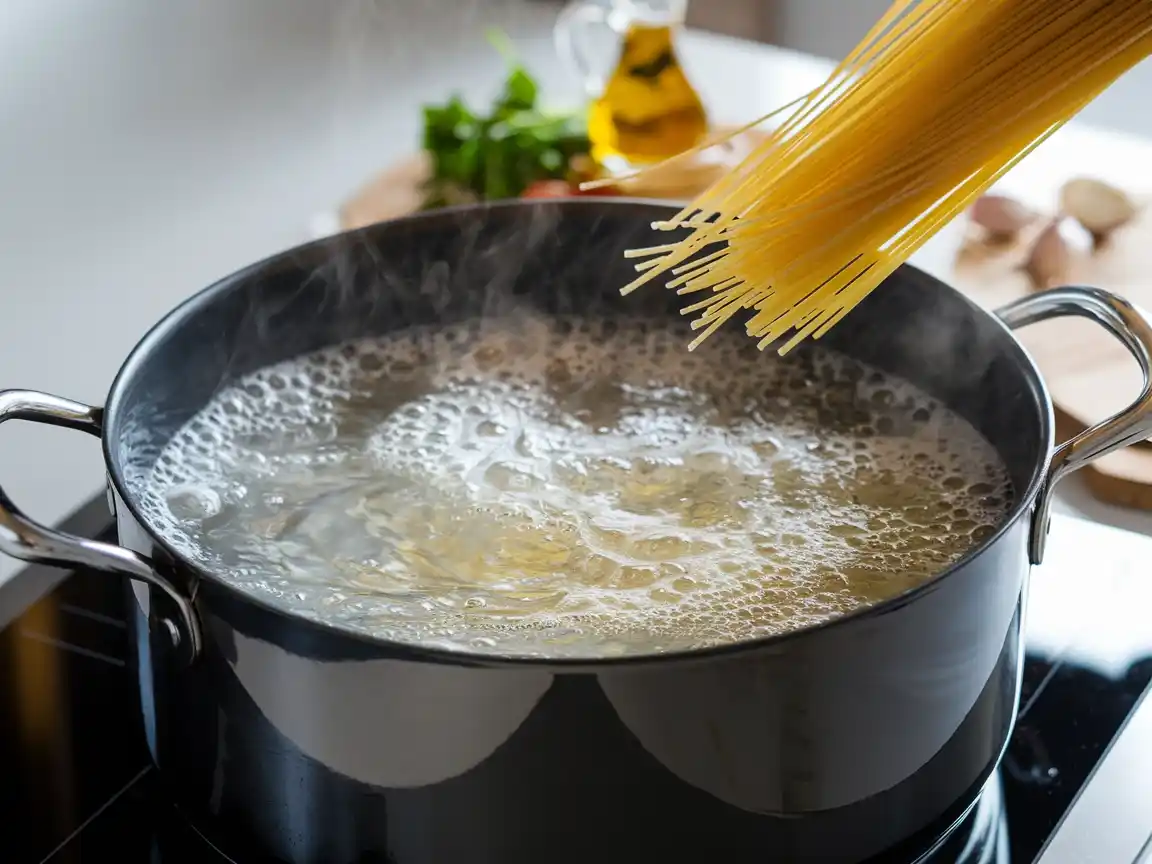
[{"left": 165, "top": 485, "right": 222, "bottom": 522}]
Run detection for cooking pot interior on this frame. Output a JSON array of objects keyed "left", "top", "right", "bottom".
[{"left": 106, "top": 199, "right": 1049, "bottom": 541}]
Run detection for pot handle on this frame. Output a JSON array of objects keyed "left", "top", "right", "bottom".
[
  {"left": 996, "top": 287, "right": 1152, "bottom": 565},
  {"left": 0, "top": 389, "right": 201, "bottom": 662}
]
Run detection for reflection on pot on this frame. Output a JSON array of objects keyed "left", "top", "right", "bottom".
[{"left": 225, "top": 622, "right": 554, "bottom": 788}]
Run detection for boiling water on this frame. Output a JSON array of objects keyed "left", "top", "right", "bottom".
[{"left": 138, "top": 317, "right": 1013, "bottom": 658}]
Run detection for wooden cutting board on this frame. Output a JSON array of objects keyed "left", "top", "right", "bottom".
[{"left": 950, "top": 197, "right": 1152, "bottom": 509}]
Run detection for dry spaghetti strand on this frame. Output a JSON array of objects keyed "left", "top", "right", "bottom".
[{"left": 616, "top": 0, "right": 1152, "bottom": 354}]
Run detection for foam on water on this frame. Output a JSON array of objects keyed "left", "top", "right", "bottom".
[{"left": 136, "top": 316, "right": 1013, "bottom": 658}]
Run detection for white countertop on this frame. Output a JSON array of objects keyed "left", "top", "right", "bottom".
[{"left": 2, "top": 3, "right": 1152, "bottom": 611}]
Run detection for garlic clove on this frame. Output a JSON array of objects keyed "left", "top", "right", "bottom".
[
  {"left": 1058, "top": 177, "right": 1137, "bottom": 246},
  {"left": 1022, "top": 218, "right": 1072, "bottom": 290},
  {"left": 969, "top": 194, "right": 1034, "bottom": 240}
]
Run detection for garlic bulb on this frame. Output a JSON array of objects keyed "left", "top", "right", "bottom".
[
  {"left": 969, "top": 194, "right": 1034, "bottom": 240},
  {"left": 1022, "top": 219, "right": 1071, "bottom": 290},
  {"left": 1058, "top": 177, "right": 1137, "bottom": 244}
]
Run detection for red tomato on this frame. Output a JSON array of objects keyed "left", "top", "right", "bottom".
[{"left": 520, "top": 180, "right": 574, "bottom": 199}]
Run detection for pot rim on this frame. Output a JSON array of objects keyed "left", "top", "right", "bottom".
[{"left": 101, "top": 198, "right": 1055, "bottom": 669}]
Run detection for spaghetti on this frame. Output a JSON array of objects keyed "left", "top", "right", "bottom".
[{"left": 614, "top": 0, "right": 1152, "bottom": 354}]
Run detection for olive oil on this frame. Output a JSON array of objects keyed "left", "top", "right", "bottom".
[{"left": 588, "top": 23, "right": 708, "bottom": 166}]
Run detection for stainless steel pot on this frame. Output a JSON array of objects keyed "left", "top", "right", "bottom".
[{"left": 2, "top": 200, "right": 1151, "bottom": 864}]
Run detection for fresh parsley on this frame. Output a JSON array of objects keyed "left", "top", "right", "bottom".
[{"left": 421, "top": 30, "right": 591, "bottom": 206}]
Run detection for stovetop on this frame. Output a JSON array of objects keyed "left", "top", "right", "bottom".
[{"left": 3, "top": 496, "right": 1152, "bottom": 864}]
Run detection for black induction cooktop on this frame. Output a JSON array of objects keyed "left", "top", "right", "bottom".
[{"left": 3, "top": 496, "right": 1152, "bottom": 864}]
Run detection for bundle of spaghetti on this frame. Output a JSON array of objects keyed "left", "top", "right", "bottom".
[{"left": 616, "top": 0, "right": 1152, "bottom": 354}]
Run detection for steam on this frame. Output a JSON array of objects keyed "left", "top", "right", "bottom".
[{"left": 220, "top": 0, "right": 583, "bottom": 387}]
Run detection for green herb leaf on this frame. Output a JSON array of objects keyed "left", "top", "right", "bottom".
[
  {"left": 497, "top": 66, "right": 538, "bottom": 114},
  {"left": 485, "top": 27, "right": 518, "bottom": 65},
  {"left": 419, "top": 30, "right": 591, "bottom": 204}
]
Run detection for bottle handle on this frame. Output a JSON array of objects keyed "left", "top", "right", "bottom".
[{"left": 554, "top": 1, "right": 618, "bottom": 97}]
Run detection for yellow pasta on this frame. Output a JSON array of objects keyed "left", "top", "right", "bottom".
[{"left": 616, "top": 0, "right": 1152, "bottom": 354}]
